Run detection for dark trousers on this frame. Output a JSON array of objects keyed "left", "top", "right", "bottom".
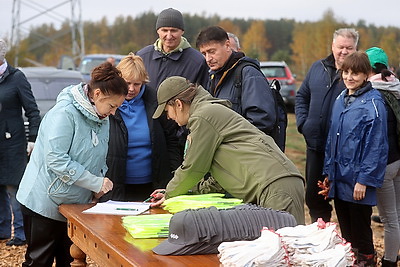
[
  {"left": 21, "top": 205, "right": 73, "bottom": 267},
  {"left": 334, "top": 198, "right": 374, "bottom": 255},
  {"left": 305, "top": 148, "right": 332, "bottom": 222},
  {"left": 124, "top": 183, "right": 154, "bottom": 201},
  {"left": 99, "top": 182, "right": 154, "bottom": 202}
]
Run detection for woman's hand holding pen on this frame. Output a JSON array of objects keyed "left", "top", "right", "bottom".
[{"left": 147, "top": 189, "right": 166, "bottom": 208}]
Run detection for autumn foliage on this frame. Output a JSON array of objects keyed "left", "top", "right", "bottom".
[{"left": 5, "top": 9, "right": 400, "bottom": 80}]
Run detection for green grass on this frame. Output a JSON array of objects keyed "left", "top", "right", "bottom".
[{"left": 285, "top": 113, "right": 307, "bottom": 177}]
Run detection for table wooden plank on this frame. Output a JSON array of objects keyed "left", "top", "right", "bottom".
[{"left": 59, "top": 204, "right": 220, "bottom": 267}]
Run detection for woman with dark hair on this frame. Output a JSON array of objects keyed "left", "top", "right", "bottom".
[
  {"left": 366, "top": 47, "right": 400, "bottom": 267},
  {"left": 16, "top": 62, "right": 128, "bottom": 266},
  {"left": 322, "top": 51, "right": 388, "bottom": 266}
]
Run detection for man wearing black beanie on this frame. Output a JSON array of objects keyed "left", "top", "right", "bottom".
[
  {"left": 137, "top": 8, "right": 209, "bottom": 173},
  {"left": 137, "top": 8, "right": 209, "bottom": 91}
]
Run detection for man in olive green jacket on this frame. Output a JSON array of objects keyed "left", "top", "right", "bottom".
[{"left": 152, "top": 76, "right": 305, "bottom": 224}]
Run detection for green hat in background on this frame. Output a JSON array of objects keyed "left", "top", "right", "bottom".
[
  {"left": 153, "top": 76, "right": 191, "bottom": 119},
  {"left": 366, "top": 47, "right": 389, "bottom": 68}
]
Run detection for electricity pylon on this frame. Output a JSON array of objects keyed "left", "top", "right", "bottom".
[{"left": 10, "top": 0, "right": 85, "bottom": 66}]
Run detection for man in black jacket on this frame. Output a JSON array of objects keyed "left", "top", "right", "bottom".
[
  {"left": 295, "top": 28, "right": 359, "bottom": 222},
  {"left": 196, "top": 26, "right": 283, "bottom": 150}
]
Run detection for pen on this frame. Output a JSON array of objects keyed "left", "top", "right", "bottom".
[
  {"left": 116, "top": 208, "right": 139, "bottom": 211},
  {"left": 143, "top": 190, "right": 166, "bottom": 203}
]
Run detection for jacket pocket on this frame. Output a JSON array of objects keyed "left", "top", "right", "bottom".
[{"left": 47, "top": 177, "right": 91, "bottom": 205}]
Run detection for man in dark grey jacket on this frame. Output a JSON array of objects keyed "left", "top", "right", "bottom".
[
  {"left": 136, "top": 8, "right": 209, "bottom": 169},
  {"left": 136, "top": 8, "right": 209, "bottom": 91},
  {"left": 196, "top": 26, "right": 280, "bottom": 149},
  {"left": 295, "top": 28, "right": 359, "bottom": 222}
]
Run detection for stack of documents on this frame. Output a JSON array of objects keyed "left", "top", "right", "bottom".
[
  {"left": 122, "top": 214, "right": 173, "bottom": 238},
  {"left": 82, "top": 200, "right": 150, "bottom": 215}
]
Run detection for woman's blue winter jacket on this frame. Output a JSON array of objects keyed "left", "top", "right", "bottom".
[{"left": 323, "top": 83, "right": 388, "bottom": 205}]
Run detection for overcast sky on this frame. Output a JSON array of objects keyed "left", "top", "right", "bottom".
[{"left": 1, "top": 0, "right": 400, "bottom": 40}]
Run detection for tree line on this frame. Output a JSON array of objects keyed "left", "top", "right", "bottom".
[{"left": 5, "top": 9, "right": 400, "bottom": 80}]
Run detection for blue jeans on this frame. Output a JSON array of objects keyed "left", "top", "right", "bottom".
[
  {"left": 0, "top": 185, "right": 26, "bottom": 240},
  {"left": 376, "top": 159, "right": 400, "bottom": 262}
]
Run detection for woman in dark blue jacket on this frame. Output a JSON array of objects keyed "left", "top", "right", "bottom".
[
  {"left": 0, "top": 39, "right": 40, "bottom": 246},
  {"left": 322, "top": 51, "right": 388, "bottom": 266},
  {"left": 102, "top": 53, "right": 178, "bottom": 201}
]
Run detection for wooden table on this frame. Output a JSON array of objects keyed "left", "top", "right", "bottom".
[{"left": 59, "top": 204, "right": 220, "bottom": 267}]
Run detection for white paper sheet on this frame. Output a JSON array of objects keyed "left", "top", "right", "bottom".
[{"left": 82, "top": 200, "right": 150, "bottom": 215}]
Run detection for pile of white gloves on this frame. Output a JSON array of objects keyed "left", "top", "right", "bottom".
[
  {"left": 218, "top": 229, "right": 288, "bottom": 266},
  {"left": 218, "top": 219, "right": 354, "bottom": 267}
]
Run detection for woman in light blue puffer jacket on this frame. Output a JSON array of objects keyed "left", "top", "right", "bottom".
[{"left": 16, "top": 62, "right": 128, "bottom": 266}]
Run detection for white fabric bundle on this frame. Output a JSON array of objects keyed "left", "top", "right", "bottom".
[
  {"left": 218, "top": 219, "right": 354, "bottom": 267},
  {"left": 218, "top": 228, "right": 288, "bottom": 267},
  {"left": 290, "top": 242, "right": 353, "bottom": 267}
]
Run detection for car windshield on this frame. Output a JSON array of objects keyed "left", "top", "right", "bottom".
[
  {"left": 79, "top": 58, "right": 106, "bottom": 75},
  {"left": 79, "top": 57, "right": 123, "bottom": 75},
  {"left": 261, "top": 67, "right": 286, "bottom": 78}
]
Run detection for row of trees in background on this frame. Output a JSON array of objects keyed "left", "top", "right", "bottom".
[{"left": 5, "top": 9, "right": 400, "bottom": 80}]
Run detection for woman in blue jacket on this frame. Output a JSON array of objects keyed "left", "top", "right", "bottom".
[
  {"left": 16, "top": 62, "right": 128, "bottom": 266},
  {"left": 322, "top": 51, "right": 388, "bottom": 266}
]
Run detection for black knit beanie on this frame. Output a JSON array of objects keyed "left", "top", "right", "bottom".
[{"left": 156, "top": 8, "right": 184, "bottom": 31}]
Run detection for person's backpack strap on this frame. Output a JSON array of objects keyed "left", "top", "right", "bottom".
[
  {"left": 232, "top": 61, "right": 287, "bottom": 151},
  {"left": 232, "top": 61, "right": 262, "bottom": 110},
  {"left": 233, "top": 61, "right": 262, "bottom": 89},
  {"left": 270, "top": 78, "right": 281, "bottom": 91}
]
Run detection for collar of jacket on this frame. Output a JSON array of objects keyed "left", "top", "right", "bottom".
[
  {"left": 321, "top": 53, "right": 336, "bottom": 69},
  {"left": 0, "top": 59, "right": 8, "bottom": 75},
  {"left": 153, "top": 36, "right": 191, "bottom": 57},
  {"left": 119, "top": 84, "right": 146, "bottom": 112},
  {"left": 344, "top": 81, "right": 373, "bottom": 106},
  {"left": 321, "top": 53, "right": 342, "bottom": 86},
  {"left": 369, "top": 73, "right": 400, "bottom": 98},
  {"left": 188, "top": 85, "right": 232, "bottom": 125},
  {"left": 70, "top": 83, "right": 108, "bottom": 124},
  {"left": 0, "top": 65, "right": 17, "bottom": 83},
  {"left": 210, "top": 51, "right": 245, "bottom": 93}
]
